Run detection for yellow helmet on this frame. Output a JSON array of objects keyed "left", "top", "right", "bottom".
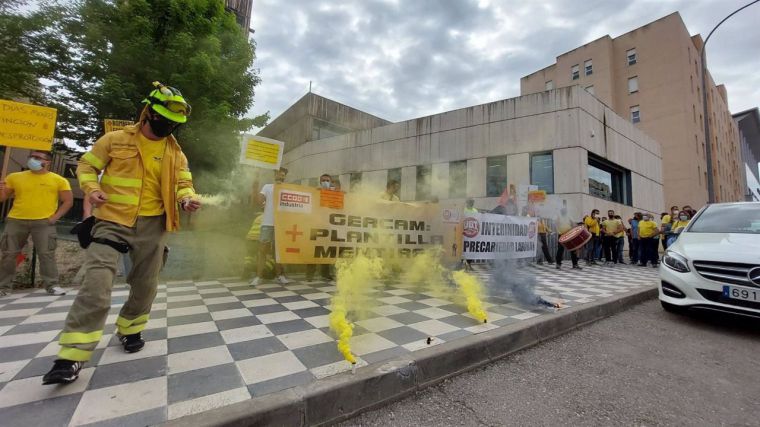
[{"left": 141, "top": 81, "right": 191, "bottom": 123}]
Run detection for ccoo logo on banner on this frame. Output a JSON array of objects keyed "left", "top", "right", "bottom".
[{"left": 462, "top": 212, "right": 537, "bottom": 260}]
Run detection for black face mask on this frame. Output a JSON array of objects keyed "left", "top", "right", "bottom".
[{"left": 148, "top": 115, "right": 180, "bottom": 138}]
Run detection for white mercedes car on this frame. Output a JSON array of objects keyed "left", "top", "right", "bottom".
[{"left": 659, "top": 202, "right": 760, "bottom": 318}]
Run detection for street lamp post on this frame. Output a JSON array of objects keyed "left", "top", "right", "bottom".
[{"left": 701, "top": 0, "right": 760, "bottom": 204}]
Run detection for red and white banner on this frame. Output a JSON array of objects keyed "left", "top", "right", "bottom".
[{"left": 462, "top": 213, "right": 537, "bottom": 260}]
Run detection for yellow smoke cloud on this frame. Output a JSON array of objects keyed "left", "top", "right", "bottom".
[
  {"left": 329, "top": 254, "right": 386, "bottom": 363},
  {"left": 452, "top": 270, "right": 488, "bottom": 323}
]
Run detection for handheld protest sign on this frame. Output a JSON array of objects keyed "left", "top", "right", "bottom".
[
  {"left": 0, "top": 100, "right": 57, "bottom": 179},
  {"left": 240, "top": 135, "right": 284, "bottom": 170},
  {"left": 103, "top": 119, "right": 133, "bottom": 133}
]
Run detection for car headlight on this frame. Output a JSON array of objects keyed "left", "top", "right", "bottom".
[{"left": 663, "top": 251, "right": 690, "bottom": 273}]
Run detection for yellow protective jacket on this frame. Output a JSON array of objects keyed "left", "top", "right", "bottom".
[{"left": 77, "top": 123, "right": 195, "bottom": 231}]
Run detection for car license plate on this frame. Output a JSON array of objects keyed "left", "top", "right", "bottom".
[{"left": 723, "top": 285, "right": 760, "bottom": 302}]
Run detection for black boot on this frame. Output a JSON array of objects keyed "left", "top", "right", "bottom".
[
  {"left": 120, "top": 332, "right": 145, "bottom": 353},
  {"left": 42, "top": 359, "right": 83, "bottom": 385}
]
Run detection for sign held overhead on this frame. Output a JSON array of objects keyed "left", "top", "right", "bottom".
[{"left": 240, "top": 134, "right": 284, "bottom": 170}]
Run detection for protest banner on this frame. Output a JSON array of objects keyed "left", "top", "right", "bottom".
[
  {"left": 103, "top": 119, "right": 133, "bottom": 133},
  {"left": 0, "top": 100, "right": 57, "bottom": 151},
  {"left": 240, "top": 134, "right": 284, "bottom": 170},
  {"left": 273, "top": 183, "right": 462, "bottom": 264},
  {"left": 461, "top": 212, "right": 537, "bottom": 260}
]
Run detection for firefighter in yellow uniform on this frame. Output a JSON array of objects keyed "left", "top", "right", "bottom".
[{"left": 43, "top": 82, "right": 201, "bottom": 385}]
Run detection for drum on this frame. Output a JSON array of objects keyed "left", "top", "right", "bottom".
[{"left": 558, "top": 225, "right": 592, "bottom": 252}]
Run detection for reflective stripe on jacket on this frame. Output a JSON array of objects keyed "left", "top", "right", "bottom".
[{"left": 77, "top": 123, "right": 195, "bottom": 231}]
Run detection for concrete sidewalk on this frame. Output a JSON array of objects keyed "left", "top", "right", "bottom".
[{"left": 0, "top": 263, "right": 657, "bottom": 426}]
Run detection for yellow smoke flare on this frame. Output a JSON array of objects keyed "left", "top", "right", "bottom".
[
  {"left": 452, "top": 270, "right": 488, "bottom": 323},
  {"left": 329, "top": 294, "right": 356, "bottom": 364},
  {"left": 329, "top": 255, "right": 386, "bottom": 363}
]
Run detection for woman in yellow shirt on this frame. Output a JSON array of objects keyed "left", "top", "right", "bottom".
[{"left": 667, "top": 212, "right": 691, "bottom": 246}]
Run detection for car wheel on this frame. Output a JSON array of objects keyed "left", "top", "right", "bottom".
[{"left": 661, "top": 301, "right": 686, "bottom": 314}]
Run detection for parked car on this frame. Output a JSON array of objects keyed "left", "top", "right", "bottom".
[{"left": 659, "top": 202, "right": 760, "bottom": 318}]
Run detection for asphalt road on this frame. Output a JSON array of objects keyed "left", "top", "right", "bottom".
[{"left": 340, "top": 300, "right": 760, "bottom": 427}]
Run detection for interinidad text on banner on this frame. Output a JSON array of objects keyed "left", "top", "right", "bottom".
[{"left": 247, "top": 142, "right": 280, "bottom": 163}]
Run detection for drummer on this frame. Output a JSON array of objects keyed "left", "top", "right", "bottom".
[{"left": 555, "top": 206, "right": 582, "bottom": 270}]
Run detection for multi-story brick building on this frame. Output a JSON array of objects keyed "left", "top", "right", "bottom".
[{"left": 520, "top": 12, "right": 745, "bottom": 208}]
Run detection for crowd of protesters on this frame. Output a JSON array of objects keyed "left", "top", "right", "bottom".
[{"left": 577, "top": 205, "right": 696, "bottom": 268}]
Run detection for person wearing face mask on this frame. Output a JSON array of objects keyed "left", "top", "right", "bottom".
[
  {"left": 637, "top": 213, "right": 660, "bottom": 267},
  {"left": 667, "top": 211, "right": 691, "bottom": 246},
  {"left": 583, "top": 209, "right": 600, "bottom": 266},
  {"left": 305, "top": 173, "right": 335, "bottom": 282},
  {"left": 43, "top": 82, "right": 200, "bottom": 385},
  {"left": 0, "top": 151, "right": 73, "bottom": 296}
]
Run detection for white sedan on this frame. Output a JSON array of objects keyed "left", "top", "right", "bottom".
[{"left": 659, "top": 202, "right": 760, "bottom": 318}]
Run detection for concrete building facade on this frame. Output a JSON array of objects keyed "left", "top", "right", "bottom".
[
  {"left": 272, "top": 87, "right": 664, "bottom": 223},
  {"left": 257, "top": 92, "right": 391, "bottom": 155},
  {"left": 734, "top": 108, "right": 760, "bottom": 201},
  {"left": 520, "top": 12, "right": 744, "bottom": 209}
]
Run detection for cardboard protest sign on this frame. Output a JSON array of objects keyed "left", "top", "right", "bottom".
[
  {"left": 240, "top": 134, "right": 284, "bottom": 170},
  {"left": 0, "top": 100, "right": 57, "bottom": 151}
]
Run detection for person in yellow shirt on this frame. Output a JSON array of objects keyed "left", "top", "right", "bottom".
[
  {"left": 601, "top": 210, "right": 623, "bottom": 264},
  {"left": 379, "top": 180, "right": 400, "bottom": 201},
  {"left": 637, "top": 214, "right": 660, "bottom": 267},
  {"left": 44, "top": 82, "right": 201, "bottom": 385},
  {"left": 0, "top": 151, "right": 73, "bottom": 296},
  {"left": 667, "top": 211, "right": 691, "bottom": 246},
  {"left": 583, "top": 209, "right": 600, "bottom": 265}
]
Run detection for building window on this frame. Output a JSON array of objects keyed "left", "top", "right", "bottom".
[
  {"left": 448, "top": 160, "right": 467, "bottom": 198},
  {"left": 630, "top": 105, "right": 640, "bottom": 123},
  {"left": 350, "top": 172, "right": 362, "bottom": 192},
  {"left": 588, "top": 154, "right": 632, "bottom": 205},
  {"left": 698, "top": 166, "right": 701, "bottom": 186},
  {"left": 626, "top": 48, "right": 637, "bottom": 65},
  {"left": 530, "top": 152, "right": 554, "bottom": 194},
  {"left": 545, "top": 80, "right": 554, "bottom": 90},
  {"left": 416, "top": 165, "right": 432, "bottom": 201},
  {"left": 387, "top": 167, "right": 401, "bottom": 189},
  {"left": 584, "top": 59, "right": 593, "bottom": 76},
  {"left": 585, "top": 85, "right": 595, "bottom": 95},
  {"left": 486, "top": 156, "right": 507, "bottom": 197},
  {"left": 571, "top": 64, "right": 579, "bottom": 80},
  {"left": 628, "top": 76, "right": 638, "bottom": 93}
]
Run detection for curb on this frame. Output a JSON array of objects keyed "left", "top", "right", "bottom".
[{"left": 164, "top": 285, "right": 657, "bottom": 427}]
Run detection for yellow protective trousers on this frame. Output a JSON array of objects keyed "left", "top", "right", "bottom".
[{"left": 58, "top": 216, "right": 167, "bottom": 361}]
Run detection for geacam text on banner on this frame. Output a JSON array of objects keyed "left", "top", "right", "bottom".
[
  {"left": 273, "top": 183, "right": 462, "bottom": 264},
  {"left": 462, "top": 212, "right": 537, "bottom": 260}
]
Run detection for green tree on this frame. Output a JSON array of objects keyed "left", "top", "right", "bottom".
[
  {"left": 42, "top": 0, "right": 268, "bottom": 191},
  {"left": 0, "top": 0, "right": 65, "bottom": 102}
]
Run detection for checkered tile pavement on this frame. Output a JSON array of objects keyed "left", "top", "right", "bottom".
[{"left": 0, "top": 263, "right": 657, "bottom": 426}]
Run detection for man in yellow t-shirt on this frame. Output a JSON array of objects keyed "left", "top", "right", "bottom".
[
  {"left": 601, "top": 210, "right": 623, "bottom": 264},
  {"left": 637, "top": 214, "right": 660, "bottom": 267},
  {"left": 0, "top": 151, "right": 73, "bottom": 296},
  {"left": 583, "top": 209, "right": 600, "bottom": 265}
]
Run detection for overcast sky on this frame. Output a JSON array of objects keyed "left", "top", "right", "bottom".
[{"left": 247, "top": 0, "right": 759, "bottom": 127}]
